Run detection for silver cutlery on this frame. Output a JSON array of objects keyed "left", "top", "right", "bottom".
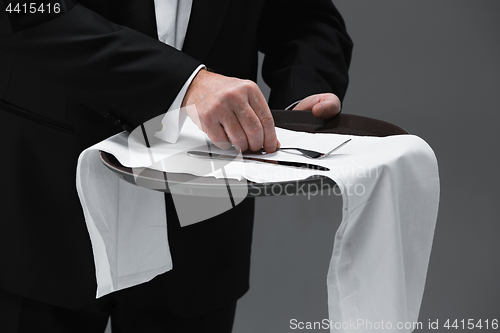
[
  {"left": 278, "top": 138, "right": 351, "bottom": 159},
  {"left": 187, "top": 151, "right": 330, "bottom": 171},
  {"left": 211, "top": 138, "right": 351, "bottom": 159}
]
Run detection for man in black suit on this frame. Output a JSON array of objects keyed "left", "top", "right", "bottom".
[{"left": 0, "top": 0, "right": 352, "bottom": 331}]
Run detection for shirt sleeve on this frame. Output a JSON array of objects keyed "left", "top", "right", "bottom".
[{"left": 155, "top": 64, "right": 205, "bottom": 143}]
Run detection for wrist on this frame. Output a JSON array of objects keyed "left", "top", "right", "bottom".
[{"left": 181, "top": 68, "right": 209, "bottom": 108}]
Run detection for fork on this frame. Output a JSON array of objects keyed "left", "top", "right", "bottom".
[
  {"left": 211, "top": 138, "right": 351, "bottom": 159},
  {"left": 278, "top": 138, "right": 351, "bottom": 159}
]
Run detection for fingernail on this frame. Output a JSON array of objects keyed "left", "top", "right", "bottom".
[{"left": 320, "top": 104, "right": 326, "bottom": 117}]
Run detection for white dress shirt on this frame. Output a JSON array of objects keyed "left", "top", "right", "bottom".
[
  {"left": 153, "top": 0, "right": 205, "bottom": 143},
  {"left": 154, "top": 0, "right": 192, "bottom": 50}
]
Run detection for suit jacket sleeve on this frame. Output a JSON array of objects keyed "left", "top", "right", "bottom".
[
  {"left": 0, "top": 1, "right": 202, "bottom": 129},
  {"left": 258, "top": 0, "right": 353, "bottom": 109}
]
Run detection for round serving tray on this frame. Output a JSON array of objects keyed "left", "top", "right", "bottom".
[{"left": 100, "top": 111, "right": 408, "bottom": 197}]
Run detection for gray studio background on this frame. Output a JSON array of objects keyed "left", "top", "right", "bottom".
[
  {"left": 107, "top": 1, "right": 499, "bottom": 332},
  {"left": 235, "top": 1, "right": 500, "bottom": 332}
]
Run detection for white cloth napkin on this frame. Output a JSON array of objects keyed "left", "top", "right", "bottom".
[
  {"left": 76, "top": 139, "right": 172, "bottom": 298},
  {"left": 76, "top": 118, "right": 439, "bottom": 332}
]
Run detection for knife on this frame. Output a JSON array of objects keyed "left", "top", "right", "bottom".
[{"left": 187, "top": 151, "right": 330, "bottom": 171}]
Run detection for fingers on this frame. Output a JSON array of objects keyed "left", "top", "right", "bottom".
[
  {"left": 227, "top": 80, "right": 265, "bottom": 151},
  {"left": 205, "top": 120, "right": 232, "bottom": 150},
  {"left": 293, "top": 93, "right": 341, "bottom": 119},
  {"left": 245, "top": 81, "right": 278, "bottom": 153},
  {"left": 219, "top": 110, "right": 250, "bottom": 151},
  {"left": 183, "top": 72, "right": 338, "bottom": 153},
  {"left": 311, "top": 95, "right": 340, "bottom": 119},
  {"left": 293, "top": 95, "right": 321, "bottom": 111},
  {"left": 183, "top": 70, "right": 279, "bottom": 153}
]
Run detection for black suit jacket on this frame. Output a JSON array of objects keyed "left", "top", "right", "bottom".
[{"left": 0, "top": 0, "right": 352, "bottom": 315}]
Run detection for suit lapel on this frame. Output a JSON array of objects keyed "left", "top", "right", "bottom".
[{"left": 182, "top": 0, "right": 232, "bottom": 62}]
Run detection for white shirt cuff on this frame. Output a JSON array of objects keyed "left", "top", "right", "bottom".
[
  {"left": 285, "top": 100, "right": 301, "bottom": 110},
  {"left": 155, "top": 64, "right": 205, "bottom": 143}
]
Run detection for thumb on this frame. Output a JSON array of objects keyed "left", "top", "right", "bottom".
[
  {"left": 292, "top": 95, "right": 321, "bottom": 112},
  {"left": 293, "top": 94, "right": 341, "bottom": 119}
]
